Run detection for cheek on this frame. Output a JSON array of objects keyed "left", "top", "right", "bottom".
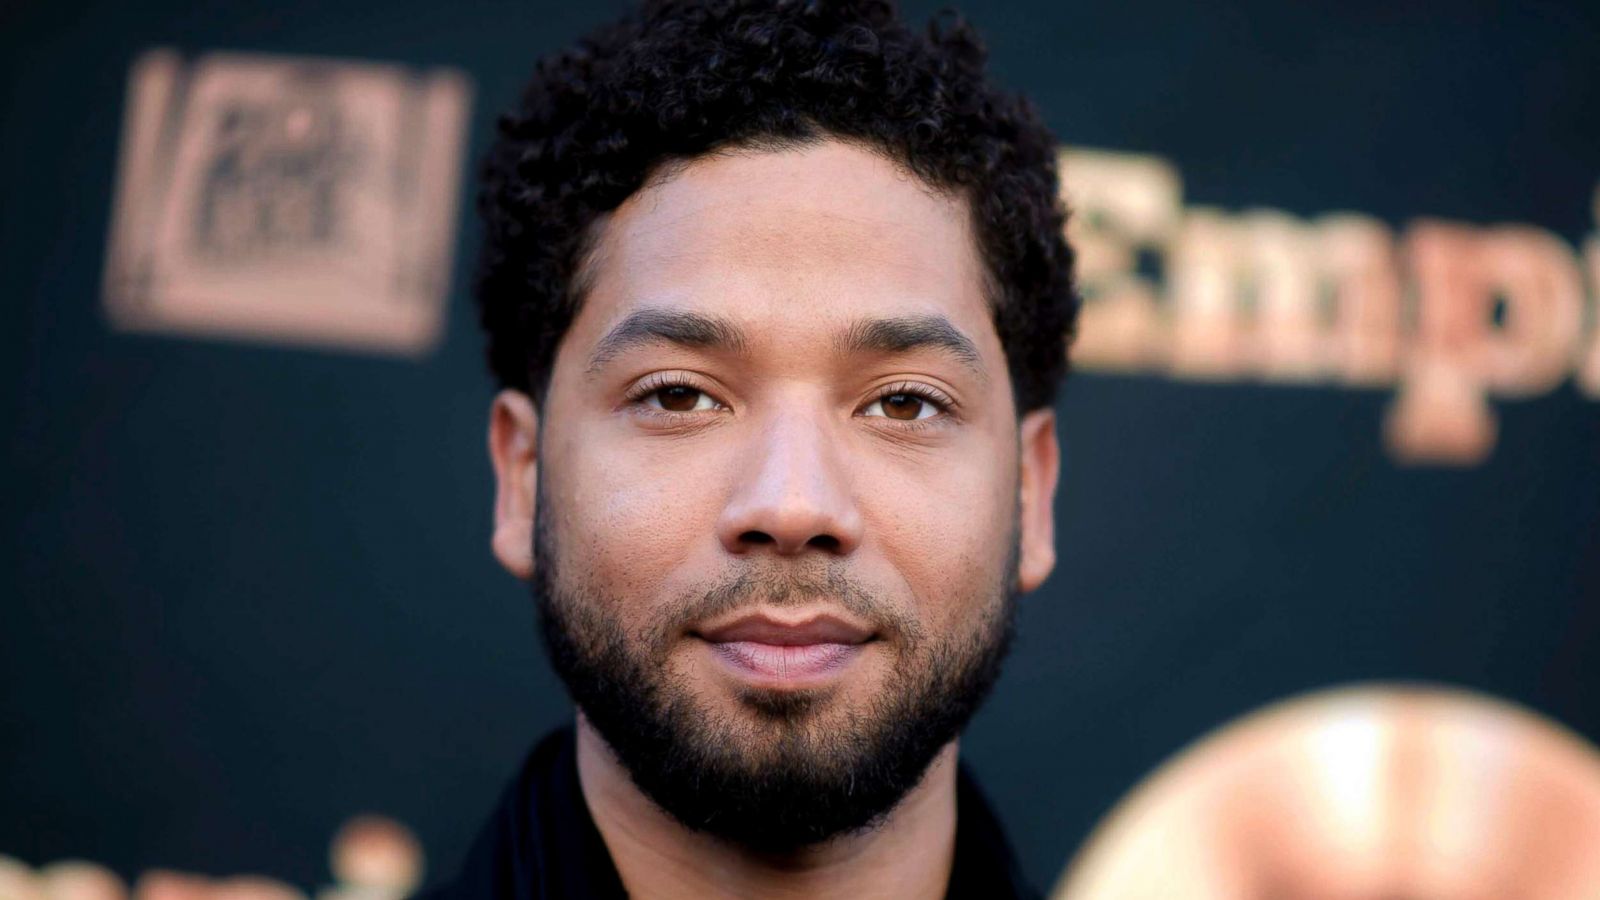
[
  {"left": 544, "top": 424, "right": 729, "bottom": 610},
  {"left": 862, "top": 439, "right": 1017, "bottom": 631}
]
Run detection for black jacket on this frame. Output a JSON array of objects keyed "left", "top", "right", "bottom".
[{"left": 419, "top": 727, "right": 1040, "bottom": 899}]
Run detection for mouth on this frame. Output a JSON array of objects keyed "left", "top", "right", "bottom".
[{"left": 692, "top": 611, "right": 877, "bottom": 687}]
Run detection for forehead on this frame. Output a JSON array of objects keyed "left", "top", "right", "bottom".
[{"left": 567, "top": 139, "right": 996, "bottom": 359}]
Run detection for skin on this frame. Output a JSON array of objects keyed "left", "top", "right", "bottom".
[{"left": 488, "top": 139, "right": 1061, "bottom": 899}]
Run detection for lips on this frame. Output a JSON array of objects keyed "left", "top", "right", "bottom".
[
  {"left": 695, "top": 612, "right": 875, "bottom": 685},
  {"left": 697, "top": 613, "right": 873, "bottom": 647}
]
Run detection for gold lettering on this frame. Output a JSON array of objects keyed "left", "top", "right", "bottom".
[
  {"left": 1386, "top": 223, "right": 1497, "bottom": 465},
  {"left": 1168, "top": 209, "right": 1248, "bottom": 378},
  {"left": 0, "top": 815, "right": 421, "bottom": 900},
  {"left": 1060, "top": 150, "right": 1597, "bottom": 467},
  {"left": 1385, "top": 359, "right": 1499, "bottom": 466},
  {"left": 1386, "top": 223, "right": 1585, "bottom": 464},
  {"left": 1478, "top": 226, "right": 1586, "bottom": 395},
  {"left": 1243, "top": 211, "right": 1328, "bottom": 380},
  {"left": 1060, "top": 149, "right": 1181, "bottom": 370},
  {"left": 1315, "top": 215, "right": 1404, "bottom": 386}
]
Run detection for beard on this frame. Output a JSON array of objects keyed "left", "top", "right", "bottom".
[{"left": 531, "top": 487, "right": 1019, "bottom": 854}]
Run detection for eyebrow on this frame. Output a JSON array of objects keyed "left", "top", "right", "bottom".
[
  {"left": 585, "top": 308, "right": 985, "bottom": 379},
  {"left": 586, "top": 308, "right": 751, "bottom": 375},
  {"left": 836, "top": 315, "right": 986, "bottom": 379}
]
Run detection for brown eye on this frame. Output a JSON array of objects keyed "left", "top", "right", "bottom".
[
  {"left": 864, "top": 385, "right": 947, "bottom": 422},
  {"left": 880, "top": 393, "right": 924, "bottom": 420},
  {"left": 862, "top": 385, "right": 946, "bottom": 423},
  {"left": 656, "top": 385, "right": 705, "bottom": 412}
]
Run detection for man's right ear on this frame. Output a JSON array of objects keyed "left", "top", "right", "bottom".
[{"left": 488, "top": 389, "right": 540, "bottom": 580}]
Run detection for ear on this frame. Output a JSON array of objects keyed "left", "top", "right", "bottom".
[
  {"left": 488, "top": 389, "right": 540, "bottom": 580},
  {"left": 1016, "top": 407, "right": 1061, "bottom": 593}
]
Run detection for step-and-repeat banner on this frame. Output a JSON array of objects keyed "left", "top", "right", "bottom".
[{"left": 3, "top": 0, "right": 1597, "bottom": 896}]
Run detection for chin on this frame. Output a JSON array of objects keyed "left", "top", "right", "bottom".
[{"left": 735, "top": 685, "right": 835, "bottom": 720}]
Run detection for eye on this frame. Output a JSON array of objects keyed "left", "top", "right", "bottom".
[
  {"left": 625, "top": 373, "right": 726, "bottom": 416},
  {"left": 644, "top": 384, "right": 720, "bottom": 413},
  {"left": 860, "top": 386, "right": 948, "bottom": 422}
]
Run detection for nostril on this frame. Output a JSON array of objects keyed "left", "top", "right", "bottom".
[
  {"left": 740, "top": 530, "right": 775, "bottom": 545},
  {"left": 807, "top": 535, "right": 841, "bottom": 552}
]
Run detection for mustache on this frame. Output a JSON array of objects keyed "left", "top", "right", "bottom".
[{"left": 648, "top": 564, "right": 926, "bottom": 650}]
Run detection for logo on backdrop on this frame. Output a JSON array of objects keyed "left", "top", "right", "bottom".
[
  {"left": 103, "top": 49, "right": 472, "bottom": 355},
  {"left": 0, "top": 814, "right": 420, "bottom": 900},
  {"left": 100, "top": 53, "right": 1594, "bottom": 463},
  {"left": 1062, "top": 149, "right": 1600, "bottom": 466}
]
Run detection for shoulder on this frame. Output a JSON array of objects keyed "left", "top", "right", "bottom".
[
  {"left": 414, "top": 727, "right": 626, "bottom": 900},
  {"left": 947, "top": 762, "right": 1043, "bottom": 900}
]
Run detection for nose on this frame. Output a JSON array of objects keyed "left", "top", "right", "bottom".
[{"left": 715, "top": 409, "right": 864, "bottom": 558}]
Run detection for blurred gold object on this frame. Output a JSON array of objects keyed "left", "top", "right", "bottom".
[
  {"left": 134, "top": 871, "right": 303, "bottom": 900},
  {"left": 1054, "top": 685, "right": 1600, "bottom": 899},
  {"left": 133, "top": 871, "right": 213, "bottom": 900},
  {"left": 0, "top": 856, "right": 45, "bottom": 900},
  {"left": 326, "top": 816, "right": 422, "bottom": 898},
  {"left": 36, "top": 862, "right": 125, "bottom": 900}
]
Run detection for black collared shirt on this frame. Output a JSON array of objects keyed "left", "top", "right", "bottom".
[{"left": 420, "top": 727, "right": 1040, "bottom": 899}]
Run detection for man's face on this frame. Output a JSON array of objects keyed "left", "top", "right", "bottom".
[{"left": 490, "top": 139, "right": 1059, "bottom": 849}]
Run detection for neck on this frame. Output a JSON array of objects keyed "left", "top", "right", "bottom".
[{"left": 575, "top": 714, "right": 960, "bottom": 900}]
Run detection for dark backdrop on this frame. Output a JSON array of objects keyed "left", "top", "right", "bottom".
[{"left": 3, "top": 0, "right": 1597, "bottom": 891}]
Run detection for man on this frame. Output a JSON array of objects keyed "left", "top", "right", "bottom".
[{"left": 427, "top": 0, "right": 1076, "bottom": 896}]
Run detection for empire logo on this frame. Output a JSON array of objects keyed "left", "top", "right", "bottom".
[
  {"left": 1062, "top": 149, "right": 1600, "bottom": 466},
  {"left": 0, "top": 815, "right": 421, "bottom": 900},
  {"left": 99, "top": 49, "right": 1594, "bottom": 466}
]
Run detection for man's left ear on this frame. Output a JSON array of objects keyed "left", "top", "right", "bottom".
[{"left": 1016, "top": 407, "right": 1061, "bottom": 593}]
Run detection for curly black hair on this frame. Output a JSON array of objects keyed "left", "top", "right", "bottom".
[{"left": 476, "top": 0, "right": 1076, "bottom": 413}]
